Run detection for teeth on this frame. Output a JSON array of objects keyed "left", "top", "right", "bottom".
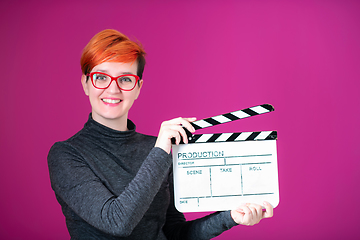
[{"left": 102, "top": 99, "right": 121, "bottom": 104}]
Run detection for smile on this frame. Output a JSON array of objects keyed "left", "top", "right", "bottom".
[{"left": 102, "top": 98, "right": 121, "bottom": 104}]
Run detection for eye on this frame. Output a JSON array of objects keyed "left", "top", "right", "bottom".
[
  {"left": 119, "top": 76, "right": 134, "bottom": 83},
  {"left": 93, "top": 73, "right": 108, "bottom": 81}
]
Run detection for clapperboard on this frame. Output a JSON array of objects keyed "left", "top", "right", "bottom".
[{"left": 172, "top": 104, "right": 279, "bottom": 212}]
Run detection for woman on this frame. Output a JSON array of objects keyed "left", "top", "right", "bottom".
[{"left": 48, "top": 29, "right": 273, "bottom": 240}]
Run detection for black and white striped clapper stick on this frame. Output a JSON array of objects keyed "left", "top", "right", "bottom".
[
  {"left": 191, "top": 104, "right": 274, "bottom": 130},
  {"left": 172, "top": 104, "right": 276, "bottom": 144}
]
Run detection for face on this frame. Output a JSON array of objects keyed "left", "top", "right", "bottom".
[{"left": 81, "top": 61, "right": 143, "bottom": 130}]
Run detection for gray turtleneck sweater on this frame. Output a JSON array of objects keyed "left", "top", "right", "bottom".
[{"left": 48, "top": 115, "right": 237, "bottom": 239}]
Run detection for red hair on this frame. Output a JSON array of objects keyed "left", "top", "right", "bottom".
[{"left": 80, "top": 29, "right": 146, "bottom": 78}]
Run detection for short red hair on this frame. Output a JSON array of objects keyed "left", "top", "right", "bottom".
[{"left": 80, "top": 29, "right": 146, "bottom": 78}]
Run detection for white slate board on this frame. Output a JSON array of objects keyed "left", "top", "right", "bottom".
[{"left": 172, "top": 139, "right": 279, "bottom": 212}]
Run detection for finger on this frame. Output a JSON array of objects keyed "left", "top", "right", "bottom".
[
  {"left": 247, "top": 204, "right": 261, "bottom": 219},
  {"left": 247, "top": 205, "right": 258, "bottom": 220},
  {"left": 179, "top": 126, "right": 193, "bottom": 144},
  {"left": 180, "top": 118, "right": 196, "bottom": 133},
  {"left": 170, "top": 124, "right": 189, "bottom": 140},
  {"left": 241, "top": 205, "right": 252, "bottom": 216},
  {"left": 166, "top": 117, "right": 196, "bottom": 132},
  {"left": 262, "top": 201, "right": 274, "bottom": 218},
  {"left": 174, "top": 131, "right": 181, "bottom": 145},
  {"left": 166, "top": 117, "right": 188, "bottom": 125},
  {"left": 164, "top": 128, "right": 180, "bottom": 143},
  {"left": 185, "top": 117, "right": 197, "bottom": 122},
  {"left": 172, "top": 119, "right": 195, "bottom": 143},
  {"left": 253, "top": 204, "right": 263, "bottom": 216},
  {"left": 254, "top": 204, "right": 263, "bottom": 223},
  {"left": 242, "top": 206, "right": 253, "bottom": 225},
  {"left": 163, "top": 117, "right": 197, "bottom": 145}
]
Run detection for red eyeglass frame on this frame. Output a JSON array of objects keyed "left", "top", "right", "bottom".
[{"left": 87, "top": 72, "right": 140, "bottom": 91}]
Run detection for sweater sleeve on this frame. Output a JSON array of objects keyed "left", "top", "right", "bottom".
[
  {"left": 163, "top": 171, "right": 238, "bottom": 240},
  {"left": 48, "top": 142, "right": 172, "bottom": 237}
]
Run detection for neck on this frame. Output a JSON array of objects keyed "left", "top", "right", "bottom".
[{"left": 91, "top": 113, "right": 128, "bottom": 131}]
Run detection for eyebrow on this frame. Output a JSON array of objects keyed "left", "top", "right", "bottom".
[
  {"left": 94, "top": 70, "right": 136, "bottom": 76},
  {"left": 120, "top": 72, "right": 136, "bottom": 75}
]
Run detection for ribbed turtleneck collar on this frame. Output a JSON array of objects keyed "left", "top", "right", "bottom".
[{"left": 83, "top": 113, "right": 137, "bottom": 139}]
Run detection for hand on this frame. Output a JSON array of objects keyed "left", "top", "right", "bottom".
[
  {"left": 231, "top": 201, "right": 273, "bottom": 226},
  {"left": 155, "top": 117, "right": 196, "bottom": 154}
]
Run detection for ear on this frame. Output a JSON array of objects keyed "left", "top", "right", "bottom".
[
  {"left": 81, "top": 74, "right": 89, "bottom": 96},
  {"left": 135, "top": 79, "right": 143, "bottom": 100}
]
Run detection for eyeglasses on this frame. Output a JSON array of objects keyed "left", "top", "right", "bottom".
[{"left": 87, "top": 72, "right": 140, "bottom": 91}]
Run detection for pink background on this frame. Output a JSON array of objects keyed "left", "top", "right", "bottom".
[{"left": 1, "top": 0, "right": 359, "bottom": 239}]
